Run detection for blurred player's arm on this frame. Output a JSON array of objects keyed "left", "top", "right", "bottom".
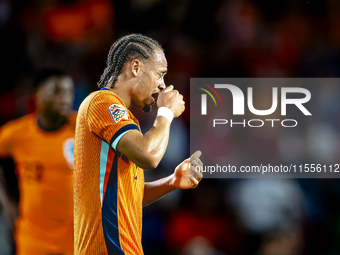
[
  {"left": 0, "top": 123, "right": 19, "bottom": 230},
  {"left": 116, "top": 85, "right": 185, "bottom": 169},
  {"left": 0, "top": 166, "right": 18, "bottom": 231},
  {"left": 143, "top": 151, "right": 203, "bottom": 206}
]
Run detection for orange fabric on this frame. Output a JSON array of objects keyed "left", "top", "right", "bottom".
[
  {"left": 74, "top": 90, "right": 145, "bottom": 254},
  {"left": 0, "top": 113, "right": 76, "bottom": 255}
]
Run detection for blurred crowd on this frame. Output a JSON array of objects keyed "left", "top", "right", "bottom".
[{"left": 1, "top": 0, "right": 340, "bottom": 254}]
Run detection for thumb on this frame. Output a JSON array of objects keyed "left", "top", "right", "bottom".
[
  {"left": 176, "top": 158, "right": 190, "bottom": 171},
  {"left": 182, "top": 158, "right": 191, "bottom": 167},
  {"left": 182, "top": 159, "right": 191, "bottom": 171},
  {"left": 163, "top": 85, "right": 174, "bottom": 93}
]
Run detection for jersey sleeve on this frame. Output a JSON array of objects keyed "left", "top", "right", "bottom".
[
  {"left": 0, "top": 121, "right": 17, "bottom": 158},
  {"left": 87, "top": 93, "right": 139, "bottom": 148}
]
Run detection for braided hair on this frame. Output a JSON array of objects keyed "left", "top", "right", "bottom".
[{"left": 98, "top": 34, "right": 163, "bottom": 89}]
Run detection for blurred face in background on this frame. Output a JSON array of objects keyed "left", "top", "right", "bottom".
[{"left": 36, "top": 75, "right": 74, "bottom": 117}]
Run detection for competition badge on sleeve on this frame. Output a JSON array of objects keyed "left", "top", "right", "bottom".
[
  {"left": 108, "top": 104, "right": 129, "bottom": 123},
  {"left": 63, "top": 138, "right": 74, "bottom": 169}
]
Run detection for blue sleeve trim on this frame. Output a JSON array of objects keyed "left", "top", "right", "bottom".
[
  {"left": 112, "top": 131, "right": 130, "bottom": 150},
  {"left": 109, "top": 124, "right": 139, "bottom": 151}
]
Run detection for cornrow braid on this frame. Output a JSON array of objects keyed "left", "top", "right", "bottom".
[{"left": 98, "top": 34, "right": 163, "bottom": 89}]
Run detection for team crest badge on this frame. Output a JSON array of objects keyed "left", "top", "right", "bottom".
[{"left": 108, "top": 104, "right": 128, "bottom": 123}]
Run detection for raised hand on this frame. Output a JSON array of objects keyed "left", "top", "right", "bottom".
[{"left": 170, "top": 151, "right": 203, "bottom": 189}]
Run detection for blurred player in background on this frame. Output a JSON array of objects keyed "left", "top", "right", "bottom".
[
  {"left": 74, "top": 34, "right": 203, "bottom": 254},
  {"left": 0, "top": 68, "right": 76, "bottom": 255}
]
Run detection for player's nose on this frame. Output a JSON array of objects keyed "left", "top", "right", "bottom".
[{"left": 158, "top": 83, "right": 166, "bottom": 91}]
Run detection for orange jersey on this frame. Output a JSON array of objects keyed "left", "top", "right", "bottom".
[
  {"left": 0, "top": 113, "right": 76, "bottom": 255},
  {"left": 74, "top": 89, "right": 145, "bottom": 255}
]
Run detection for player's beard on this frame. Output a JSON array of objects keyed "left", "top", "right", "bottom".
[{"left": 142, "top": 104, "right": 152, "bottom": 113}]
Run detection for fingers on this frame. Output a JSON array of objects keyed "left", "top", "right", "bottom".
[
  {"left": 191, "top": 159, "right": 203, "bottom": 168},
  {"left": 175, "top": 151, "right": 203, "bottom": 189},
  {"left": 189, "top": 151, "right": 203, "bottom": 182},
  {"left": 190, "top": 164, "right": 203, "bottom": 180},
  {"left": 190, "top": 159, "right": 201, "bottom": 173},
  {"left": 163, "top": 85, "right": 174, "bottom": 93},
  {"left": 195, "top": 157, "right": 203, "bottom": 167},
  {"left": 190, "top": 150, "right": 202, "bottom": 161},
  {"left": 189, "top": 176, "right": 199, "bottom": 187},
  {"left": 190, "top": 150, "right": 203, "bottom": 172}
]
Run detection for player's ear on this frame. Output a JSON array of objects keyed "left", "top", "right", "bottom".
[{"left": 131, "top": 59, "right": 140, "bottom": 77}]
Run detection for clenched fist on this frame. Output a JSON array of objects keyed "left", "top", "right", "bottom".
[{"left": 157, "top": 85, "right": 185, "bottom": 118}]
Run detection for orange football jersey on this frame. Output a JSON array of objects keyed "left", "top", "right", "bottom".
[
  {"left": 0, "top": 113, "right": 76, "bottom": 255},
  {"left": 74, "top": 89, "right": 145, "bottom": 255}
]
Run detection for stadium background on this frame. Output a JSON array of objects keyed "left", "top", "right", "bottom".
[{"left": 0, "top": 0, "right": 340, "bottom": 254}]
